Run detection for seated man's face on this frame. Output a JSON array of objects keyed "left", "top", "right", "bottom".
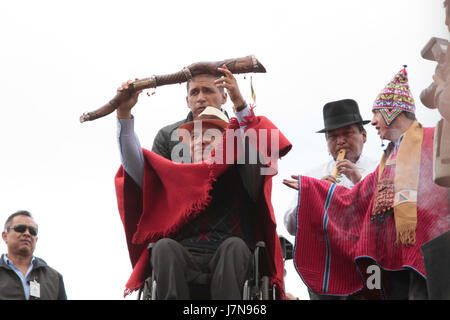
[
  {"left": 326, "top": 124, "right": 366, "bottom": 163},
  {"left": 189, "top": 122, "right": 225, "bottom": 163},
  {"left": 186, "top": 75, "right": 227, "bottom": 119}
]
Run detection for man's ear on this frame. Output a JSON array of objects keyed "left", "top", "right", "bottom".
[
  {"left": 362, "top": 129, "right": 367, "bottom": 143},
  {"left": 221, "top": 92, "right": 228, "bottom": 105},
  {"left": 2, "top": 231, "right": 7, "bottom": 244}
]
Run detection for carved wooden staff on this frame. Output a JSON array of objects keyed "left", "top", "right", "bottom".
[{"left": 80, "top": 55, "right": 266, "bottom": 123}]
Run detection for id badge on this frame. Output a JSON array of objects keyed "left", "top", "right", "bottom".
[{"left": 30, "top": 280, "right": 40, "bottom": 299}]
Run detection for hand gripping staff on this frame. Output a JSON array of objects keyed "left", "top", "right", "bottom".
[{"left": 79, "top": 55, "right": 266, "bottom": 123}]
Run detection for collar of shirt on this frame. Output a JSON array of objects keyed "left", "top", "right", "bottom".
[{"left": 3, "top": 254, "right": 36, "bottom": 300}]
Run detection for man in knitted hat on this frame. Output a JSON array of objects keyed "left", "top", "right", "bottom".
[
  {"left": 286, "top": 67, "right": 449, "bottom": 299},
  {"left": 113, "top": 66, "right": 292, "bottom": 299}
]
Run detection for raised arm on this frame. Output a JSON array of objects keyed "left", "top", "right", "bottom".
[{"left": 116, "top": 80, "right": 145, "bottom": 188}]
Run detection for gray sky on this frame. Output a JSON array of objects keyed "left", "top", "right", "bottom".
[{"left": 0, "top": 0, "right": 448, "bottom": 299}]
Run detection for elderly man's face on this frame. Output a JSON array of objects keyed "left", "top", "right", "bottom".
[
  {"left": 326, "top": 124, "right": 367, "bottom": 163},
  {"left": 2, "top": 215, "right": 38, "bottom": 258},
  {"left": 186, "top": 75, "right": 227, "bottom": 119},
  {"left": 370, "top": 110, "right": 390, "bottom": 140},
  {"left": 189, "top": 122, "right": 225, "bottom": 163}
]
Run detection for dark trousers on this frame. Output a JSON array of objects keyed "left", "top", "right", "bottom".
[
  {"left": 421, "top": 230, "right": 450, "bottom": 300},
  {"left": 308, "top": 289, "right": 349, "bottom": 300},
  {"left": 386, "top": 269, "right": 428, "bottom": 300},
  {"left": 151, "top": 237, "right": 252, "bottom": 300},
  {"left": 309, "top": 268, "right": 428, "bottom": 300}
]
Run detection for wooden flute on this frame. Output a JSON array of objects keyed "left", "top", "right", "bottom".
[{"left": 331, "top": 149, "right": 346, "bottom": 178}]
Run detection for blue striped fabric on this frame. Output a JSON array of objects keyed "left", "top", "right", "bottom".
[{"left": 322, "top": 184, "right": 336, "bottom": 293}]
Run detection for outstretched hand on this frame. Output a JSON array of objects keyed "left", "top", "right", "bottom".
[{"left": 283, "top": 175, "right": 299, "bottom": 190}]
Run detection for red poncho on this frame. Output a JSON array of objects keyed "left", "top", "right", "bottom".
[
  {"left": 294, "top": 127, "right": 449, "bottom": 297},
  {"left": 115, "top": 115, "right": 292, "bottom": 297}
]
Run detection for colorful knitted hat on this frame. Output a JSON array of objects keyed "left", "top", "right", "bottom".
[{"left": 372, "top": 66, "right": 416, "bottom": 126}]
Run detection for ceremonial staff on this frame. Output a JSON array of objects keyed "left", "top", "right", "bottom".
[{"left": 79, "top": 55, "right": 266, "bottom": 123}]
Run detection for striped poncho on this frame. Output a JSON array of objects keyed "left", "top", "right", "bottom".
[{"left": 293, "top": 127, "right": 449, "bottom": 297}]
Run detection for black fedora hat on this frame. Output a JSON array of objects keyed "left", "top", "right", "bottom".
[{"left": 317, "top": 99, "right": 370, "bottom": 133}]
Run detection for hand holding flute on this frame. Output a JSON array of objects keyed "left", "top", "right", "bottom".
[
  {"left": 331, "top": 149, "right": 363, "bottom": 184},
  {"left": 283, "top": 148, "right": 362, "bottom": 189},
  {"left": 331, "top": 149, "right": 346, "bottom": 178}
]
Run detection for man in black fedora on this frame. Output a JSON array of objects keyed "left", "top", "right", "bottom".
[
  {"left": 313, "top": 99, "right": 375, "bottom": 186},
  {"left": 282, "top": 99, "right": 377, "bottom": 299}
]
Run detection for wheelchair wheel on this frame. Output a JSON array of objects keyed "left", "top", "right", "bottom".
[
  {"left": 260, "top": 276, "right": 270, "bottom": 300},
  {"left": 138, "top": 277, "right": 156, "bottom": 300},
  {"left": 151, "top": 279, "right": 157, "bottom": 300},
  {"left": 243, "top": 280, "right": 250, "bottom": 300}
]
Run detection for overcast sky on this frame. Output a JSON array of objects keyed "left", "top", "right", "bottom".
[{"left": 0, "top": 0, "right": 448, "bottom": 300}]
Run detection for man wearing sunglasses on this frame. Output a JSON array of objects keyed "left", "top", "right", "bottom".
[{"left": 1, "top": 210, "right": 67, "bottom": 300}]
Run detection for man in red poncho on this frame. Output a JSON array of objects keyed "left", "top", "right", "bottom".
[
  {"left": 114, "top": 66, "right": 291, "bottom": 299},
  {"left": 284, "top": 67, "right": 449, "bottom": 299}
]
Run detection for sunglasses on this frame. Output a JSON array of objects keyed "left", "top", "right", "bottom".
[{"left": 9, "top": 224, "right": 38, "bottom": 236}]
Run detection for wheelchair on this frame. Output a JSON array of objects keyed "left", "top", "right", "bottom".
[
  {"left": 137, "top": 236, "right": 294, "bottom": 300},
  {"left": 279, "top": 235, "right": 294, "bottom": 265}
]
